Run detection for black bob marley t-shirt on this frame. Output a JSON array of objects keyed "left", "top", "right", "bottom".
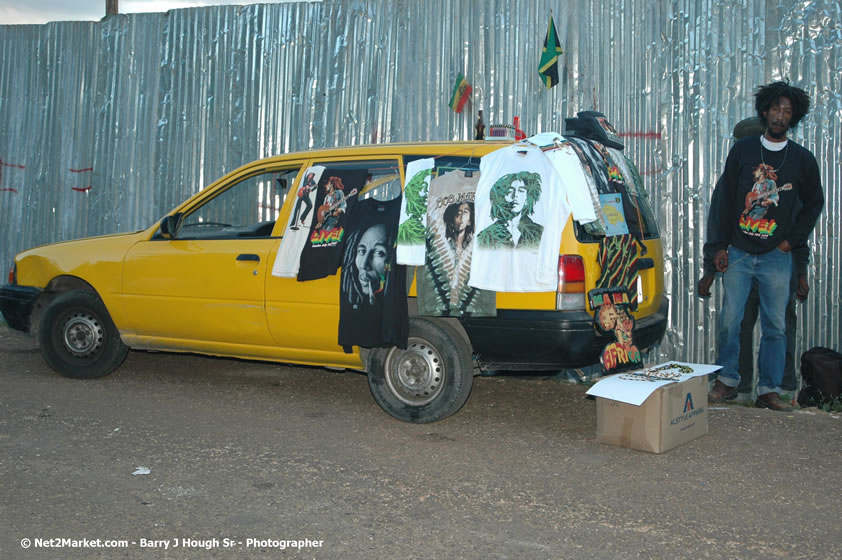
[
  {"left": 338, "top": 196, "right": 408, "bottom": 351},
  {"left": 297, "top": 169, "right": 366, "bottom": 282}
]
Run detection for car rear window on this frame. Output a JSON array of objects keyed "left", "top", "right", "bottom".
[{"left": 575, "top": 153, "right": 660, "bottom": 242}]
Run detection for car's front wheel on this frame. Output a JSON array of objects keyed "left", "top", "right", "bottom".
[
  {"left": 367, "top": 317, "right": 473, "bottom": 423},
  {"left": 38, "top": 291, "right": 129, "bottom": 379}
]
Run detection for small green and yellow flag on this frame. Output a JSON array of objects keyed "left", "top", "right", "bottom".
[
  {"left": 449, "top": 73, "right": 472, "bottom": 113},
  {"left": 538, "top": 15, "right": 563, "bottom": 88}
]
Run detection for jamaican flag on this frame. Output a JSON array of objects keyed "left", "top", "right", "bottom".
[{"left": 538, "top": 15, "right": 563, "bottom": 88}]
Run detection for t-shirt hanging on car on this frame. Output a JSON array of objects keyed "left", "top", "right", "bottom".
[
  {"left": 271, "top": 165, "right": 326, "bottom": 278},
  {"left": 338, "top": 196, "right": 408, "bottom": 351},
  {"left": 566, "top": 137, "right": 614, "bottom": 195},
  {"left": 417, "top": 169, "right": 496, "bottom": 317},
  {"left": 526, "top": 133, "right": 598, "bottom": 228},
  {"left": 468, "top": 143, "right": 571, "bottom": 292},
  {"left": 396, "top": 158, "right": 435, "bottom": 266},
  {"left": 297, "top": 169, "right": 366, "bottom": 281}
]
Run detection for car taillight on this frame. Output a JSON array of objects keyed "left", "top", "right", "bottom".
[
  {"left": 558, "top": 255, "right": 585, "bottom": 292},
  {"left": 7, "top": 264, "right": 15, "bottom": 285},
  {"left": 557, "top": 255, "right": 586, "bottom": 310}
]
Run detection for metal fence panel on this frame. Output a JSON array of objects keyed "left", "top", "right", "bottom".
[{"left": 1, "top": 0, "right": 839, "bottom": 363}]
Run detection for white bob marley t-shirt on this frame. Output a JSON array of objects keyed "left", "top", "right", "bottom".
[
  {"left": 396, "top": 158, "right": 434, "bottom": 265},
  {"left": 469, "top": 143, "right": 572, "bottom": 292}
]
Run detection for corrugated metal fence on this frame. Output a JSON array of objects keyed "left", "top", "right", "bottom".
[{"left": 1, "top": 0, "right": 839, "bottom": 365}]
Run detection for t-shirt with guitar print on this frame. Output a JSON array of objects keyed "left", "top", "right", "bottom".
[
  {"left": 714, "top": 135, "right": 824, "bottom": 255},
  {"left": 297, "top": 169, "right": 366, "bottom": 281}
]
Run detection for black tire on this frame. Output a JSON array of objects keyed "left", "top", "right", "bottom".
[
  {"left": 367, "top": 317, "right": 473, "bottom": 423},
  {"left": 38, "top": 291, "right": 129, "bottom": 379}
]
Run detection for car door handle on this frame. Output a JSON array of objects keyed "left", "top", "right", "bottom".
[
  {"left": 638, "top": 258, "right": 654, "bottom": 270},
  {"left": 236, "top": 254, "right": 260, "bottom": 262}
]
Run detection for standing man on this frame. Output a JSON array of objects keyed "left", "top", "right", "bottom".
[
  {"left": 706, "top": 81, "right": 824, "bottom": 412},
  {"left": 697, "top": 117, "right": 810, "bottom": 400}
]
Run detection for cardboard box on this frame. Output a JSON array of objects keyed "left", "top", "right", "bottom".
[{"left": 596, "top": 374, "right": 708, "bottom": 453}]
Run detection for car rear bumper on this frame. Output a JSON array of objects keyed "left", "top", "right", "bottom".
[
  {"left": 461, "top": 297, "right": 669, "bottom": 370},
  {"left": 0, "top": 285, "right": 40, "bottom": 333}
]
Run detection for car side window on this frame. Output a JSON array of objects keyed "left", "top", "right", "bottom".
[
  {"left": 404, "top": 155, "right": 481, "bottom": 178},
  {"left": 177, "top": 168, "right": 300, "bottom": 240},
  {"left": 305, "top": 159, "right": 402, "bottom": 204},
  {"left": 359, "top": 163, "right": 402, "bottom": 202}
]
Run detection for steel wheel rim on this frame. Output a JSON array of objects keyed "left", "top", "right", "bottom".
[
  {"left": 385, "top": 336, "right": 445, "bottom": 406},
  {"left": 61, "top": 311, "right": 104, "bottom": 358}
]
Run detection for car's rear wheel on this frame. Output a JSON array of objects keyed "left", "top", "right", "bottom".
[
  {"left": 38, "top": 291, "right": 129, "bottom": 379},
  {"left": 367, "top": 317, "right": 473, "bottom": 423}
]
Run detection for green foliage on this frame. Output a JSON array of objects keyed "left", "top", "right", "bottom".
[
  {"left": 397, "top": 218, "right": 425, "bottom": 245},
  {"left": 398, "top": 168, "right": 432, "bottom": 245},
  {"left": 476, "top": 223, "right": 510, "bottom": 249},
  {"left": 404, "top": 169, "right": 432, "bottom": 220},
  {"left": 816, "top": 394, "right": 842, "bottom": 413}
]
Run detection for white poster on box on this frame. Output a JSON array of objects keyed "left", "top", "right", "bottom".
[{"left": 585, "top": 362, "right": 721, "bottom": 406}]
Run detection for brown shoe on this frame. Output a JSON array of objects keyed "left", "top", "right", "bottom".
[
  {"left": 709, "top": 380, "right": 738, "bottom": 402},
  {"left": 755, "top": 392, "right": 794, "bottom": 412}
]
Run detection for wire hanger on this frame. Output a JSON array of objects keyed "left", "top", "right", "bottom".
[
  {"left": 462, "top": 149, "right": 476, "bottom": 177},
  {"left": 514, "top": 140, "right": 532, "bottom": 155}
]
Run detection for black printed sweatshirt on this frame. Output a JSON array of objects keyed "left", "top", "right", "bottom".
[{"left": 708, "top": 136, "right": 824, "bottom": 256}]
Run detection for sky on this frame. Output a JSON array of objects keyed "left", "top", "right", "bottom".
[{"left": 0, "top": 0, "right": 308, "bottom": 25}]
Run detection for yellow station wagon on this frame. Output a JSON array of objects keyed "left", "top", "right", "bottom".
[{"left": 1, "top": 139, "right": 668, "bottom": 423}]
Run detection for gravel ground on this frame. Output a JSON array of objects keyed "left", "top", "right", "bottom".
[{"left": 1, "top": 326, "right": 840, "bottom": 560}]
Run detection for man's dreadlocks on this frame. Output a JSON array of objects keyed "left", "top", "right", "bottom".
[{"left": 754, "top": 80, "right": 811, "bottom": 129}]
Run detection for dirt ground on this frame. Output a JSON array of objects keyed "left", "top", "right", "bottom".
[{"left": 1, "top": 325, "right": 841, "bottom": 560}]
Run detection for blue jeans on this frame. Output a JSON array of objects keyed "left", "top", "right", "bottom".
[
  {"left": 716, "top": 246, "right": 792, "bottom": 395},
  {"left": 737, "top": 280, "right": 799, "bottom": 392}
]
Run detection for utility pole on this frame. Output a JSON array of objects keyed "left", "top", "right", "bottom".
[{"left": 106, "top": 0, "right": 119, "bottom": 17}]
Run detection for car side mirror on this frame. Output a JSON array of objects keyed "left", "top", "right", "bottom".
[{"left": 160, "top": 213, "right": 183, "bottom": 239}]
